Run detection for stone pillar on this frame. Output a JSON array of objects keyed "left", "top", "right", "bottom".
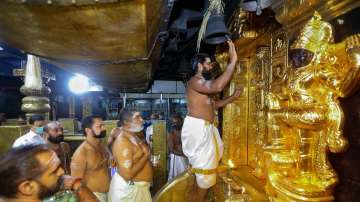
[
  {"left": 82, "top": 95, "right": 92, "bottom": 118},
  {"left": 20, "top": 54, "right": 51, "bottom": 119},
  {"left": 68, "top": 95, "right": 75, "bottom": 118}
]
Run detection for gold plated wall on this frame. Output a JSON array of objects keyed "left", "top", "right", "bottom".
[
  {"left": 220, "top": 57, "right": 249, "bottom": 168},
  {"left": 0, "top": 126, "right": 29, "bottom": 154},
  {"left": 152, "top": 121, "right": 168, "bottom": 193},
  {"left": 220, "top": 10, "right": 360, "bottom": 202}
]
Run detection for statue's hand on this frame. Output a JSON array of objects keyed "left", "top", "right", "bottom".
[
  {"left": 327, "top": 130, "right": 349, "bottom": 153},
  {"left": 345, "top": 34, "right": 360, "bottom": 64}
]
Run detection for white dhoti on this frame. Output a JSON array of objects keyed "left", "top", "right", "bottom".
[
  {"left": 181, "top": 116, "right": 223, "bottom": 189},
  {"left": 108, "top": 172, "right": 151, "bottom": 202},
  {"left": 93, "top": 192, "right": 107, "bottom": 202},
  {"left": 167, "top": 153, "right": 189, "bottom": 181}
]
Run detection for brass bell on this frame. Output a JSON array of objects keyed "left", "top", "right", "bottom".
[{"left": 204, "top": 14, "right": 230, "bottom": 45}]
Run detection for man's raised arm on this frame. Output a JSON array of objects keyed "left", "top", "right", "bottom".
[{"left": 191, "top": 40, "right": 238, "bottom": 94}]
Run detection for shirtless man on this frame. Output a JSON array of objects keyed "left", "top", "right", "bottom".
[
  {"left": 108, "top": 108, "right": 153, "bottom": 202},
  {"left": 43, "top": 121, "right": 71, "bottom": 174},
  {"left": 71, "top": 115, "right": 110, "bottom": 202},
  {"left": 167, "top": 116, "right": 188, "bottom": 181},
  {"left": 182, "top": 40, "right": 240, "bottom": 202}
]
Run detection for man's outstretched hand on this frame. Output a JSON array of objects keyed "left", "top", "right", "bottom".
[
  {"left": 231, "top": 87, "right": 242, "bottom": 99},
  {"left": 227, "top": 40, "right": 238, "bottom": 64}
]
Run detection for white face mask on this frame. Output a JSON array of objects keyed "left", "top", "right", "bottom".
[{"left": 128, "top": 122, "right": 144, "bottom": 133}]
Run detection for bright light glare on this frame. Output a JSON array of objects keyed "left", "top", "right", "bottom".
[{"left": 68, "top": 74, "right": 89, "bottom": 94}]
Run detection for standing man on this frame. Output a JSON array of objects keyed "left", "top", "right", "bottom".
[
  {"left": 167, "top": 115, "right": 188, "bottom": 181},
  {"left": 109, "top": 108, "right": 153, "bottom": 202},
  {"left": 13, "top": 114, "right": 46, "bottom": 147},
  {"left": 43, "top": 121, "right": 71, "bottom": 174},
  {"left": 71, "top": 115, "right": 110, "bottom": 202},
  {"left": 182, "top": 40, "right": 241, "bottom": 202}
]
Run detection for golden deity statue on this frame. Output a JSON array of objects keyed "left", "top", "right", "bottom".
[{"left": 265, "top": 12, "right": 360, "bottom": 201}]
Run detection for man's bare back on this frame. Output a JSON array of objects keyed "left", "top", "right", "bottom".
[{"left": 112, "top": 130, "right": 153, "bottom": 182}]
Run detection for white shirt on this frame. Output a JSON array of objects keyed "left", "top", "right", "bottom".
[
  {"left": 145, "top": 125, "right": 153, "bottom": 146},
  {"left": 12, "top": 130, "right": 45, "bottom": 148}
]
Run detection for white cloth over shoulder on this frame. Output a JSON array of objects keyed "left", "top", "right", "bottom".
[
  {"left": 181, "top": 116, "right": 223, "bottom": 189},
  {"left": 167, "top": 153, "right": 188, "bottom": 181},
  {"left": 12, "top": 130, "right": 45, "bottom": 148},
  {"left": 145, "top": 125, "right": 153, "bottom": 145},
  {"left": 108, "top": 172, "right": 151, "bottom": 202},
  {"left": 93, "top": 192, "right": 107, "bottom": 202}
]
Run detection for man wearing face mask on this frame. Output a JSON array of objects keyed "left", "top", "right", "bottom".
[
  {"left": 109, "top": 108, "right": 152, "bottom": 202},
  {"left": 13, "top": 114, "right": 46, "bottom": 148},
  {"left": 71, "top": 115, "right": 110, "bottom": 202},
  {"left": 0, "top": 144, "right": 99, "bottom": 202},
  {"left": 183, "top": 40, "right": 242, "bottom": 202},
  {"left": 43, "top": 121, "right": 71, "bottom": 174}
]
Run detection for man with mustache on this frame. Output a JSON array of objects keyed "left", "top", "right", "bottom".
[
  {"left": 109, "top": 108, "right": 152, "bottom": 202},
  {"left": 71, "top": 115, "right": 110, "bottom": 202},
  {"left": 0, "top": 144, "right": 98, "bottom": 202},
  {"left": 43, "top": 121, "right": 71, "bottom": 174},
  {"left": 183, "top": 40, "right": 241, "bottom": 202}
]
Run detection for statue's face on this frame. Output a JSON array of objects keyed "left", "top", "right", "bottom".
[{"left": 289, "top": 49, "right": 314, "bottom": 69}]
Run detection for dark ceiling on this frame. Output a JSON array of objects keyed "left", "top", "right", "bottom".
[{"left": 154, "top": 0, "right": 239, "bottom": 81}]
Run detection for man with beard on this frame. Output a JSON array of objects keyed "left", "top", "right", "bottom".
[
  {"left": 0, "top": 144, "right": 98, "bottom": 202},
  {"left": 108, "top": 108, "right": 152, "bottom": 202},
  {"left": 71, "top": 115, "right": 110, "bottom": 202},
  {"left": 183, "top": 40, "right": 241, "bottom": 202},
  {"left": 43, "top": 121, "right": 71, "bottom": 174}
]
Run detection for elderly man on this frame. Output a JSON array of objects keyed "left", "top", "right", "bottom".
[
  {"left": 182, "top": 40, "right": 241, "bottom": 202},
  {"left": 71, "top": 115, "right": 110, "bottom": 202},
  {"left": 13, "top": 114, "right": 46, "bottom": 147},
  {"left": 0, "top": 144, "right": 98, "bottom": 202},
  {"left": 43, "top": 121, "right": 71, "bottom": 174},
  {"left": 109, "top": 108, "right": 152, "bottom": 202}
]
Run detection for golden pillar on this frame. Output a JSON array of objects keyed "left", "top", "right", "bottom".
[{"left": 152, "top": 121, "right": 168, "bottom": 193}]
